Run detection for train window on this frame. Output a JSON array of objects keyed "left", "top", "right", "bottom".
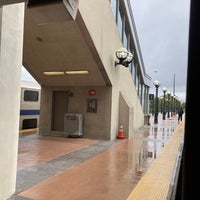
[
  {"left": 22, "top": 118, "right": 37, "bottom": 129},
  {"left": 24, "top": 90, "right": 39, "bottom": 102}
]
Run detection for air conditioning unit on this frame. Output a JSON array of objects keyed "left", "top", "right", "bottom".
[{"left": 64, "top": 113, "right": 83, "bottom": 137}]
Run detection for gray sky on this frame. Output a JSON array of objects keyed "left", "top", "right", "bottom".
[
  {"left": 21, "top": 66, "right": 37, "bottom": 82},
  {"left": 131, "top": 0, "right": 190, "bottom": 102}
]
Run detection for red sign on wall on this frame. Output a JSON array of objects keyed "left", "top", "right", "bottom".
[{"left": 88, "top": 89, "right": 96, "bottom": 96}]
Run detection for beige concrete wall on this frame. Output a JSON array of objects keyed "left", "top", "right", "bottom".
[
  {"left": 39, "top": 87, "right": 52, "bottom": 133},
  {"left": 0, "top": 3, "right": 24, "bottom": 200},
  {"left": 79, "top": 0, "right": 144, "bottom": 140},
  {"left": 40, "top": 86, "right": 112, "bottom": 140}
]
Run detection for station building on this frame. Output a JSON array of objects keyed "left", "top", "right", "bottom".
[{"left": 0, "top": 0, "right": 151, "bottom": 199}]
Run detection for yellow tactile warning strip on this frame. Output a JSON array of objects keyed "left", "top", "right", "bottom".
[
  {"left": 19, "top": 128, "right": 39, "bottom": 136},
  {"left": 127, "top": 121, "right": 184, "bottom": 200}
]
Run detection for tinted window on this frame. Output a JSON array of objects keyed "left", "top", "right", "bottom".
[
  {"left": 24, "top": 90, "right": 39, "bottom": 102},
  {"left": 22, "top": 118, "right": 37, "bottom": 129}
]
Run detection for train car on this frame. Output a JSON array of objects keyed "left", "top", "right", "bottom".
[{"left": 19, "top": 81, "right": 41, "bottom": 131}]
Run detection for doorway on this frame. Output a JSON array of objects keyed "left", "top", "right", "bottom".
[{"left": 52, "top": 91, "right": 69, "bottom": 131}]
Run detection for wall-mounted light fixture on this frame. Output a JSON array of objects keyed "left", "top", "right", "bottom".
[
  {"left": 43, "top": 71, "right": 65, "bottom": 76},
  {"left": 65, "top": 70, "right": 89, "bottom": 75},
  {"left": 43, "top": 70, "right": 89, "bottom": 76},
  {"left": 115, "top": 47, "right": 133, "bottom": 67}
]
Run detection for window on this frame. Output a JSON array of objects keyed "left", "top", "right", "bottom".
[
  {"left": 117, "top": 7, "right": 123, "bottom": 40},
  {"left": 22, "top": 118, "right": 37, "bottom": 129},
  {"left": 110, "top": 0, "right": 117, "bottom": 21},
  {"left": 123, "top": 29, "right": 128, "bottom": 49},
  {"left": 24, "top": 90, "right": 39, "bottom": 102}
]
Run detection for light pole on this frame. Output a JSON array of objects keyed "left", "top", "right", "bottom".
[
  {"left": 167, "top": 91, "right": 171, "bottom": 118},
  {"left": 170, "top": 95, "right": 174, "bottom": 117},
  {"left": 162, "top": 87, "right": 167, "bottom": 120},
  {"left": 160, "top": 96, "right": 163, "bottom": 113},
  {"left": 173, "top": 95, "right": 176, "bottom": 116},
  {"left": 153, "top": 80, "right": 161, "bottom": 124}
]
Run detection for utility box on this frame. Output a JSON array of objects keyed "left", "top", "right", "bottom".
[{"left": 64, "top": 113, "right": 83, "bottom": 137}]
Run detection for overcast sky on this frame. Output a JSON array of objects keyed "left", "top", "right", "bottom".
[{"left": 130, "top": 0, "right": 191, "bottom": 102}]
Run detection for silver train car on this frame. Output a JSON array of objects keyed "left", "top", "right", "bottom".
[{"left": 19, "top": 81, "right": 41, "bottom": 131}]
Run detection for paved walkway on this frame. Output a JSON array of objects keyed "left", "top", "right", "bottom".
[
  {"left": 127, "top": 119, "right": 184, "bottom": 200},
  {"left": 8, "top": 114, "right": 181, "bottom": 200}
]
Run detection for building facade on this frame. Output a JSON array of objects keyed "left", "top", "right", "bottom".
[{"left": 0, "top": 0, "right": 151, "bottom": 199}]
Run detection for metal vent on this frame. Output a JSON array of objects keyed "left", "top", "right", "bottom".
[{"left": 64, "top": 113, "right": 83, "bottom": 137}]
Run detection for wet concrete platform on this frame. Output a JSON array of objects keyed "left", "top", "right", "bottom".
[{"left": 8, "top": 114, "right": 182, "bottom": 200}]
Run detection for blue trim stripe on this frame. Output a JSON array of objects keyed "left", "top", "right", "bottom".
[{"left": 20, "top": 109, "right": 40, "bottom": 116}]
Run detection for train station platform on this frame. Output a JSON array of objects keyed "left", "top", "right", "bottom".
[{"left": 8, "top": 114, "right": 184, "bottom": 200}]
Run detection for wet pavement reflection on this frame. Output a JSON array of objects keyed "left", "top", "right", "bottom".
[
  {"left": 17, "top": 136, "right": 100, "bottom": 171},
  {"left": 128, "top": 114, "right": 179, "bottom": 186},
  {"left": 12, "top": 114, "right": 179, "bottom": 200}
]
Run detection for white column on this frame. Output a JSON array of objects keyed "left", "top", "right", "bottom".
[{"left": 0, "top": 3, "right": 24, "bottom": 199}]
